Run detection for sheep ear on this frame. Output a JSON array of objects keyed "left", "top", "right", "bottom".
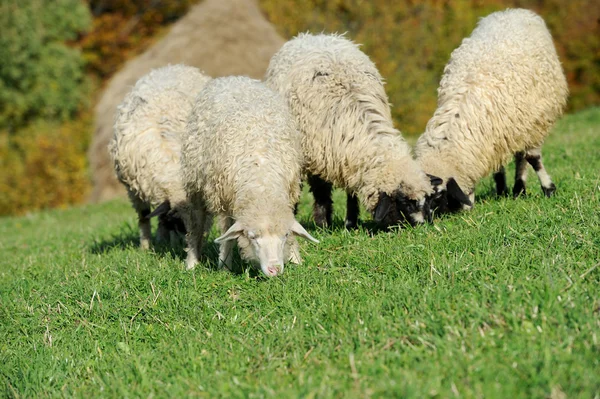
[
  {"left": 447, "top": 178, "right": 472, "bottom": 206},
  {"left": 291, "top": 221, "right": 319, "bottom": 243},
  {"left": 373, "top": 192, "right": 393, "bottom": 223},
  {"left": 215, "top": 222, "right": 245, "bottom": 244},
  {"left": 149, "top": 201, "right": 171, "bottom": 218},
  {"left": 427, "top": 174, "right": 443, "bottom": 190}
]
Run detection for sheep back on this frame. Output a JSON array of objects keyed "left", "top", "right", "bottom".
[
  {"left": 265, "top": 33, "right": 431, "bottom": 211},
  {"left": 415, "top": 8, "right": 568, "bottom": 191},
  {"left": 182, "top": 76, "right": 302, "bottom": 226},
  {"left": 109, "top": 65, "right": 211, "bottom": 206}
]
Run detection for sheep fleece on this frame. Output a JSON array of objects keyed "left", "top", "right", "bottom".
[
  {"left": 265, "top": 33, "right": 432, "bottom": 211},
  {"left": 415, "top": 9, "right": 569, "bottom": 192},
  {"left": 181, "top": 76, "right": 302, "bottom": 227},
  {"left": 109, "top": 64, "right": 211, "bottom": 207}
]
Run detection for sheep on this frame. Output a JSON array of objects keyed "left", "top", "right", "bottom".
[
  {"left": 180, "top": 76, "right": 318, "bottom": 277},
  {"left": 414, "top": 9, "right": 569, "bottom": 213},
  {"left": 265, "top": 33, "right": 435, "bottom": 229},
  {"left": 108, "top": 64, "right": 211, "bottom": 249}
]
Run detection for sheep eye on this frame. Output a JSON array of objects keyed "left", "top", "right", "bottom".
[{"left": 247, "top": 231, "right": 256, "bottom": 240}]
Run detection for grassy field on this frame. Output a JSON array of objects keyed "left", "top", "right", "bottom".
[{"left": 1, "top": 108, "right": 599, "bottom": 398}]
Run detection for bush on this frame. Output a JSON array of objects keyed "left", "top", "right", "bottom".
[
  {"left": 81, "top": 0, "right": 199, "bottom": 79},
  {"left": 0, "top": 114, "right": 92, "bottom": 216},
  {"left": 0, "top": 1, "right": 198, "bottom": 216},
  {"left": 0, "top": 0, "right": 91, "bottom": 131},
  {"left": 260, "top": 0, "right": 599, "bottom": 135}
]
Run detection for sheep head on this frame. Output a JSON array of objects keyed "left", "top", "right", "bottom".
[
  {"left": 426, "top": 176, "right": 472, "bottom": 216},
  {"left": 214, "top": 220, "right": 318, "bottom": 277},
  {"left": 373, "top": 190, "right": 431, "bottom": 227}
]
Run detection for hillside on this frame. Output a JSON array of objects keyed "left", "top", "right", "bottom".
[{"left": 1, "top": 108, "right": 599, "bottom": 397}]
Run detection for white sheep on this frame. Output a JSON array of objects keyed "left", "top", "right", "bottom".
[
  {"left": 415, "top": 9, "right": 569, "bottom": 213},
  {"left": 180, "top": 76, "right": 318, "bottom": 277},
  {"left": 109, "top": 64, "right": 211, "bottom": 249},
  {"left": 265, "top": 33, "right": 435, "bottom": 229}
]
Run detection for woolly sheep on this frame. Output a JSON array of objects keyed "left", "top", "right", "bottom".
[
  {"left": 415, "top": 9, "right": 568, "bottom": 213},
  {"left": 265, "top": 33, "right": 435, "bottom": 229},
  {"left": 180, "top": 76, "right": 318, "bottom": 277},
  {"left": 109, "top": 64, "right": 211, "bottom": 249}
]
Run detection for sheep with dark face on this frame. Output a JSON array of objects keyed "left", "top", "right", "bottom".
[
  {"left": 265, "top": 33, "right": 435, "bottom": 229},
  {"left": 180, "top": 76, "right": 318, "bottom": 277},
  {"left": 415, "top": 9, "right": 568, "bottom": 214},
  {"left": 109, "top": 65, "right": 211, "bottom": 249}
]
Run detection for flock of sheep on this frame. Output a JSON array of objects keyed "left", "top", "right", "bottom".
[{"left": 109, "top": 9, "right": 568, "bottom": 277}]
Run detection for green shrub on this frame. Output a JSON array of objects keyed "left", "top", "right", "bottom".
[
  {"left": 0, "top": 113, "right": 92, "bottom": 216},
  {"left": 81, "top": 0, "right": 199, "bottom": 79},
  {"left": 0, "top": 0, "right": 92, "bottom": 131},
  {"left": 260, "top": 0, "right": 599, "bottom": 136}
]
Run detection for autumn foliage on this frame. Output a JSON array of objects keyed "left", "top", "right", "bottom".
[
  {"left": 0, "top": 0, "right": 598, "bottom": 216},
  {"left": 260, "top": 0, "right": 600, "bottom": 135},
  {"left": 0, "top": 0, "right": 198, "bottom": 216}
]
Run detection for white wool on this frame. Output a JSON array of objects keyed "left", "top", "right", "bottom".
[
  {"left": 180, "top": 76, "right": 311, "bottom": 273},
  {"left": 415, "top": 9, "right": 568, "bottom": 195},
  {"left": 265, "top": 33, "right": 433, "bottom": 212},
  {"left": 109, "top": 64, "right": 211, "bottom": 247}
]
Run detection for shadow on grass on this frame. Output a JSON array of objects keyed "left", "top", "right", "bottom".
[
  {"left": 476, "top": 186, "right": 512, "bottom": 203},
  {"left": 300, "top": 215, "right": 413, "bottom": 237},
  {"left": 88, "top": 222, "right": 266, "bottom": 276}
]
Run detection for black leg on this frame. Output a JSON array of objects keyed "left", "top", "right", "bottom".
[
  {"left": 345, "top": 193, "right": 359, "bottom": 229},
  {"left": 512, "top": 152, "right": 528, "bottom": 198},
  {"left": 493, "top": 166, "right": 508, "bottom": 196},
  {"left": 525, "top": 149, "right": 556, "bottom": 197},
  {"left": 307, "top": 174, "right": 333, "bottom": 227}
]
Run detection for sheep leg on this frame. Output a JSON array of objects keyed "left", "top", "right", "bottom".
[
  {"left": 493, "top": 166, "right": 509, "bottom": 196},
  {"left": 217, "top": 215, "right": 235, "bottom": 272},
  {"left": 180, "top": 200, "right": 209, "bottom": 270},
  {"left": 127, "top": 189, "right": 152, "bottom": 250},
  {"left": 512, "top": 152, "right": 529, "bottom": 198},
  {"left": 308, "top": 174, "right": 333, "bottom": 227},
  {"left": 525, "top": 148, "right": 556, "bottom": 197},
  {"left": 155, "top": 213, "right": 170, "bottom": 244},
  {"left": 345, "top": 193, "right": 360, "bottom": 229}
]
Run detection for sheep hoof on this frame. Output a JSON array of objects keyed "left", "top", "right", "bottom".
[
  {"left": 312, "top": 207, "right": 331, "bottom": 227},
  {"left": 345, "top": 219, "right": 358, "bottom": 229},
  {"left": 185, "top": 254, "right": 198, "bottom": 270},
  {"left": 512, "top": 180, "right": 526, "bottom": 198},
  {"left": 496, "top": 187, "right": 509, "bottom": 197},
  {"left": 542, "top": 183, "right": 556, "bottom": 198}
]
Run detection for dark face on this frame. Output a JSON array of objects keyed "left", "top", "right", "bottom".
[
  {"left": 426, "top": 177, "right": 472, "bottom": 217},
  {"left": 373, "top": 190, "right": 430, "bottom": 227}
]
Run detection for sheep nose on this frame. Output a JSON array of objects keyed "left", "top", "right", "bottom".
[
  {"left": 267, "top": 265, "right": 282, "bottom": 276},
  {"left": 410, "top": 211, "right": 425, "bottom": 225}
]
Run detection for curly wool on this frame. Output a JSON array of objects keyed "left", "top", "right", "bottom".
[
  {"left": 265, "top": 33, "right": 433, "bottom": 212},
  {"left": 109, "top": 64, "right": 211, "bottom": 208},
  {"left": 415, "top": 9, "right": 568, "bottom": 194},
  {"left": 181, "top": 76, "right": 303, "bottom": 233}
]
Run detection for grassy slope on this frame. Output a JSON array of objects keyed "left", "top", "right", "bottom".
[{"left": 1, "top": 108, "right": 599, "bottom": 398}]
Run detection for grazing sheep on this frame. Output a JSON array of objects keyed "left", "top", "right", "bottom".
[
  {"left": 109, "top": 64, "right": 211, "bottom": 249},
  {"left": 181, "top": 76, "right": 318, "bottom": 277},
  {"left": 265, "top": 33, "right": 434, "bottom": 229},
  {"left": 415, "top": 9, "right": 568, "bottom": 213}
]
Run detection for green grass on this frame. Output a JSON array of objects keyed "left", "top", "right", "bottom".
[{"left": 1, "top": 108, "right": 599, "bottom": 398}]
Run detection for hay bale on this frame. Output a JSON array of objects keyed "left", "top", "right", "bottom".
[{"left": 89, "top": 0, "right": 285, "bottom": 202}]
